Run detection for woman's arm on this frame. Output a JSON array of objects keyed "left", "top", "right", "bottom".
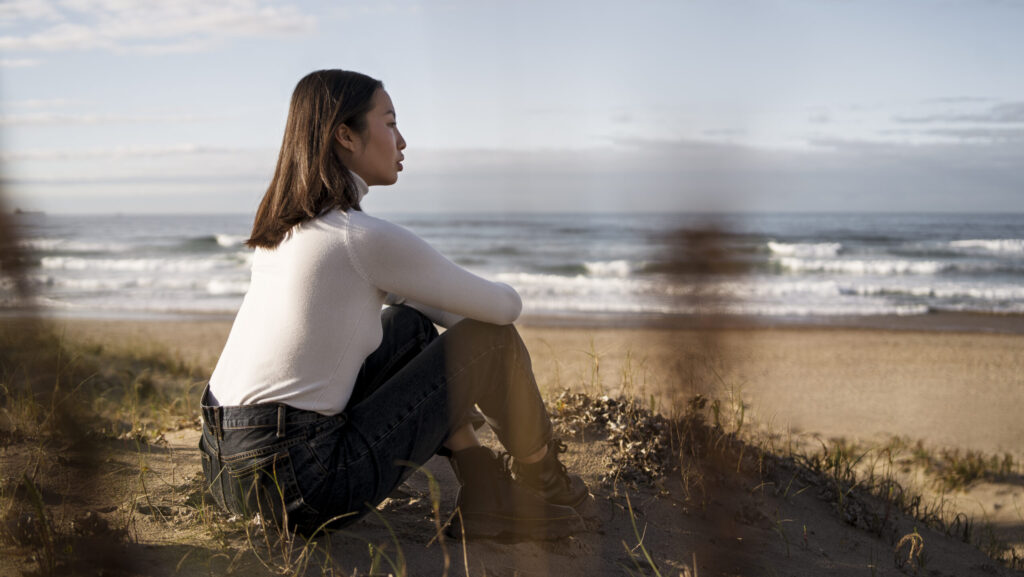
[
  {"left": 349, "top": 215, "right": 522, "bottom": 325},
  {"left": 384, "top": 293, "right": 464, "bottom": 328}
]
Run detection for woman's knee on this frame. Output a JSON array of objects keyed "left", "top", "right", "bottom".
[{"left": 447, "top": 318, "right": 522, "bottom": 350}]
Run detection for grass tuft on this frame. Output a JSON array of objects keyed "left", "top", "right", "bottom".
[
  {"left": 0, "top": 319, "right": 205, "bottom": 575},
  {"left": 4, "top": 319, "right": 1023, "bottom": 573}
]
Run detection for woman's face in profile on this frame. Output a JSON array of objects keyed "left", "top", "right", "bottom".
[{"left": 341, "top": 88, "right": 407, "bottom": 187}]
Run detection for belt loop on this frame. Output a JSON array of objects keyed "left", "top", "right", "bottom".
[
  {"left": 214, "top": 407, "right": 223, "bottom": 441},
  {"left": 277, "top": 405, "right": 286, "bottom": 438}
]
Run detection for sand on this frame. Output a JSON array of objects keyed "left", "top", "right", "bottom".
[
  {"left": 8, "top": 316, "right": 1022, "bottom": 576},
  {"left": 53, "top": 317, "right": 1024, "bottom": 460}
]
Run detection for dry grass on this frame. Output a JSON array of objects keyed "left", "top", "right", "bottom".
[
  {"left": 552, "top": 377, "right": 1024, "bottom": 572},
  {"left": 0, "top": 319, "right": 206, "bottom": 575},
  {"left": 3, "top": 320, "right": 1023, "bottom": 575},
  {"left": 0, "top": 319, "right": 454, "bottom": 576}
]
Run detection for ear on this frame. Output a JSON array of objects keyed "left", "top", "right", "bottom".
[{"left": 334, "top": 124, "right": 360, "bottom": 153}]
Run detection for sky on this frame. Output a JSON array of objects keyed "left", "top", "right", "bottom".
[{"left": 1, "top": 0, "right": 1023, "bottom": 214}]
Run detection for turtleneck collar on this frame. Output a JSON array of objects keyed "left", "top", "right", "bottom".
[{"left": 351, "top": 171, "right": 369, "bottom": 204}]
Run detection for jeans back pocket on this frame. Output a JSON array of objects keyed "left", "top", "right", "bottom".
[{"left": 221, "top": 447, "right": 320, "bottom": 531}]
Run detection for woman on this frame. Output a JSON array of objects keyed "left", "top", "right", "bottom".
[{"left": 199, "top": 69, "right": 588, "bottom": 540}]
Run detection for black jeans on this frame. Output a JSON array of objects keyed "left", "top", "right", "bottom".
[{"left": 199, "top": 305, "right": 552, "bottom": 533}]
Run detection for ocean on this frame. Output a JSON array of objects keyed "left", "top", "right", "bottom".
[{"left": 3, "top": 212, "right": 1023, "bottom": 330}]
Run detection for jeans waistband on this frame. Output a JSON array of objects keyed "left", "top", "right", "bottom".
[{"left": 201, "top": 385, "right": 346, "bottom": 440}]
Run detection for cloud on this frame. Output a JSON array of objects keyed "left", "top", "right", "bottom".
[
  {"left": 0, "top": 173, "right": 265, "bottom": 186},
  {"left": 0, "top": 0, "right": 316, "bottom": 54},
  {"left": 0, "top": 57, "right": 41, "bottom": 67},
  {"left": 0, "top": 144, "right": 262, "bottom": 161},
  {"left": 923, "top": 128, "right": 1024, "bottom": 141},
  {"left": 880, "top": 127, "right": 1024, "bottom": 143},
  {"left": 921, "top": 97, "right": 994, "bottom": 104},
  {"left": 895, "top": 101, "right": 1024, "bottom": 124},
  {"left": 0, "top": 111, "right": 213, "bottom": 126},
  {"left": 7, "top": 137, "right": 1024, "bottom": 213},
  {"left": 800, "top": 135, "right": 1024, "bottom": 186},
  {"left": 806, "top": 136, "right": 925, "bottom": 154},
  {"left": 0, "top": 0, "right": 62, "bottom": 26},
  {"left": 0, "top": 144, "right": 279, "bottom": 200},
  {"left": 701, "top": 128, "right": 747, "bottom": 137},
  {"left": 368, "top": 135, "right": 1024, "bottom": 213},
  {"left": 0, "top": 98, "right": 75, "bottom": 108}
]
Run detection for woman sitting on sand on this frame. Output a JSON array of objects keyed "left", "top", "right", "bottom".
[{"left": 198, "top": 69, "right": 588, "bottom": 539}]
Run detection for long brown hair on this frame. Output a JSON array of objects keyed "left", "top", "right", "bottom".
[{"left": 247, "top": 70, "right": 383, "bottom": 249}]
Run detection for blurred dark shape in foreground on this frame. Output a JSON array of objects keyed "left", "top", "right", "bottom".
[
  {"left": 662, "top": 217, "right": 760, "bottom": 575},
  {"left": 0, "top": 189, "right": 130, "bottom": 575},
  {"left": 0, "top": 200, "right": 30, "bottom": 301},
  {"left": 653, "top": 221, "right": 753, "bottom": 399}
]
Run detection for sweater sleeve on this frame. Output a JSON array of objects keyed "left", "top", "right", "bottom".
[
  {"left": 350, "top": 215, "right": 522, "bottom": 325},
  {"left": 385, "top": 293, "right": 465, "bottom": 328}
]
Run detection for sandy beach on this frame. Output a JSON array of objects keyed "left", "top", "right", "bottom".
[
  {"left": 53, "top": 317, "right": 1024, "bottom": 459},
  {"left": 4, "top": 315, "right": 1023, "bottom": 575}
]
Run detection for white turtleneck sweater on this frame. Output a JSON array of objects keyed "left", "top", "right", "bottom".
[{"left": 208, "top": 175, "right": 522, "bottom": 415}]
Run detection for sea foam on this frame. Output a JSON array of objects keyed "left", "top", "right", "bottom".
[
  {"left": 40, "top": 256, "right": 241, "bottom": 273},
  {"left": 9, "top": 213, "right": 1024, "bottom": 322},
  {"left": 767, "top": 241, "right": 842, "bottom": 258},
  {"left": 949, "top": 239, "right": 1024, "bottom": 254},
  {"left": 215, "top": 234, "right": 249, "bottom": 248},
  {"left": 19, "top": 238, "right": 132, "bottom": 253},
  {"left": 582, "top": 260, "right": 638, "bottom": 277},
  {"left": 778, "top": 257, "right": 947, "bottom": 275}
]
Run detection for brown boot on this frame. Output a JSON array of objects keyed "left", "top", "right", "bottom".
[
  {"left": 512, "top": 439, "right": 589, "bottom": 509},
  {"left": 448, "top": 446, "right": 582, "bottom": 540}
]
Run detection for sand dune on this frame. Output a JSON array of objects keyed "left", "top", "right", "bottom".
[{"left": 8, "top": 317, "right": 1015, "bottom": 575}]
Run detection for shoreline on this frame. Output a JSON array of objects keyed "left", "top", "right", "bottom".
[
  {"left": 521, "top": 309, "right": 1024, "bottom": 335},
  {"left": 5, "top": 307, "right": 1024, "bottom": 334}
]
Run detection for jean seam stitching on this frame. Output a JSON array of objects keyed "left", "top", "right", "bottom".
[
  {"left": 363, "top": 339, "right": 507, "bottom": 453},
  {"left": 368, "top": 337, "right": 420, "bottom": 391}
]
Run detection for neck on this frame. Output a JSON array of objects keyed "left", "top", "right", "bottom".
[{"left": 351, "top": 171, "right": 369, "bottom": 203}]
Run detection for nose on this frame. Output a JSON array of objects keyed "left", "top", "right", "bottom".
[{"left": 396, "top": 128, "right": 406, "bottom": 150}]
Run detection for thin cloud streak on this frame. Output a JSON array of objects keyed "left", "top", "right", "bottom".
[
  {"left": 0, "top": 111, "right": 214, "bottom": 126},
  {"left": 923, "top": 127, "right": 1024, "bottom": 141},
  {"left": 0, "top": 58, "right": 41, "bottom": 68},
  {"left": 0, "top": 98, "right": 76, "bottom": 108},
  {"left": 0, "top": 174, "right": 267, "bottom": 186},
  {"left": 8, "top": 136, "right": 1024, "bottom": 214},
  {"left": 894, "top": 101, "right": 1024, "bottom": 124},
  {"left": 0, "top": 0, "right": 62, "bottom": 24},
  {"left": 880, "top": 127, "right": 1024, "bottom": 142},
  {"left": 921, "top": 97, "right": 994, "bottom": 104},
  {"left": 0, "top": 0, "right": 316, "bottom": 54},
  {"left": 0, "top": 144, "right": 268, "bottom": 161}
]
